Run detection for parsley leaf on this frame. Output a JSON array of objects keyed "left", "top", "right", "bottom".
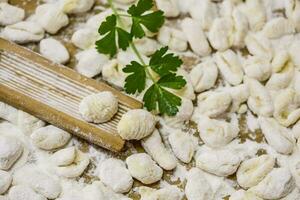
[
  {"left": 127, "top": 0, "right": 164, "bottom": 38},
  {"left": 95, "top": 15, "right": 132, "bottom": 57},
  {"left": 157, "top": 73, "right": 186, "bottom": 89},
  {"left": 149, "top": 47, "right": 183, "bottom": 76},
  {"left": 123, "top": 61, "right": 146, "bottom": 94}
]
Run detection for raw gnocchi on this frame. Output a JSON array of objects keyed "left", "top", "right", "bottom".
[
  {"left": 229, "top": 190, "right": 262, "bottom": 200},
  {"left": 60, "top": 0, "right": 95, "bottom": 14},
  {"left": 126, "top": 153, "right": 163, "bottom": 184},
  {"left": 141, "top": 129, "right": 177, "bottom": 170},
  {"left": 168, "top": 130, "right": 195, "bottom": 163},
  {"left": 8, "top": 185, "right": 47, "bottom": 200},
  {"left": 236, "top": 155, "right": 275, "bottom": 189},
  {"left": 71, "top": 28, "right": 99, "bottom": 50},
  {"left": 139, "top": 185, "right": 182, "bottom": 200},
  {"left": 79, "top": 92, "right": 118, "bottom": 123},
  {"left": 118, "top": 109, "right": 156, "bottom": 140},
  {"left": 99, "top": 158, "right": 133, "bottom": 193},
  {"left": 0, "top": 3, "right": 25, "bottom": 26},
  {"left": 189, "top": 59, "right": 218, "bottom": 93},
  {"left": 243, "top": 56, "right": 272, "bottom": 82},
  {"left": 39, "top": 38, "right": 70, "bottom": 64},
  {"left": 0, "top": 170, "right": 11, "bottom": 194},
  {"left": 155, "top": 0, "right": 179, "bottom": 17},
  {"left": 0, "top": 136, "right": 23, "bottom": 170},
  {"left": 51, "top": 146, "right": 76, "bottom": 167},
  {"left": 285, "top": 0, "right": 300, "bottom": 32},
  {"left": 245, "top": 33, "right": 273, "bottom": 60},
  {"left": 31, "top": 125, "right": 71, "bottom": 150},
  {"left": 158, "top": 26, "right": 188, "bottom": 52},
  {"left": 197, "top": 116, "right": 239, "bottom": 148},
  {"left": 262, "top": 17, "right": 295, "bottom": 39}
]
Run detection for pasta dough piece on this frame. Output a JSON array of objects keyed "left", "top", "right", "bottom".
[
  {"left": 79, "top": 92, "right": 118, "bottom": 123},
  {"left": 86, "top": 9, "right": 113, "bottom": 31},
  {"left": 126, "top": 153, "right": 163, "bottom": 184},
  {"left": 168, "top": 130, "right": 195, "bottom": 163},
  {"left": 0, "top": 3, "right": 24, "bottom": 26},
  {"left": 35, "top": 4, "right": 69, "bottom": 34},
  {"left": 245, "top": 33, "right": 273, "bottom": 60},
  {"left": 229, "top": 190, "right": 262, "bottom": 200},
  {"left": 188, "top": 0, "right": 218, "bottom": 31},
  {"left": 8, "top": 185, "right": 47, "bottom": 200},
  {"left": 181, "top": 18, "right": 211, "bottom": 56},
  {"left": 240, "top": 0, "right": 266, "bottom": 31},
  {"left": 189, "top": 59, "right": 218, "bottom": 93},
  {"left": 31, "top": 125, "right": 71, "bottom": 150},
  {"left": 259, "top": 117, "right": 294, "bottom": 154},
  {"left": 171, "top": 69, "right": 196, "bottom": 100},
  {"left": 195, "top": 148, "right": 241, "bottom": 177},
  {"left": 0, "top": 196, "right": 9, "bottom": 200},
  {"left": 51, "top": 146, "right": 76, "bottom": 166},
  {"left": 1, "top": 21, "right": 44, "bottom": 44},
  {"left": 215, "top": 49, "right": 243, "bottom": 85},
  {"left": 138, "top": 186, "right": 182, "bottom": 200},
  {"left": 71, "top": 28, "right": 98, "bottom": 50},
  {"left": 289, "top": 40, "right": 300, "bottom": 69},
  {"left": 118, "top": 109, "right": 156, "bottom": 140},
  {"left": 263, "top": 17, "right": 295, "bottom": 39},
  {"left": 141, "top": 129, "right": 177, "bottom": 170},
  {"left": 236, "top": 155, "right": 275, "bottom": 189},
  {"left": 0, "top": 136, "right": 23, "bottom": 170},
  {"left": 245, "top": 77, "right": 273, "bottom": 117},
  {"left": 17, "top": 111, "right": 45, "bottom": 136},
  {"left": 0, "top": 170, "right": 12, "bottom": 194},
  {"left": 99, "top": 158, "right": 133, "bottom": 193},
  {"left": 266, "top": 62, "right": 294, "bottom": 91},
  {"left": 60, "top": 0, "right": 94, "bottom": 14},
  {"left": 271, "top": 50, "right": 290, "bottom": 73},
  {"left": 249, "top": 168, "right": 295, "bottom": 199},
  {"left": 280, "top": 188, "right": 300, "bottom": 200},
  {"left": 231, "top": 9, "right": 249, "bottom": 48},
  {"left": 155, "top": 0, "right": 179, "bottom": 17},
  {"left": 13, "top": 165, "right": 61, "bottom": 199},
  {"left": 134, "top": 38, "right": 159, "bottom": 56},
  {"left": 163, "top": 98, "right": 193, "bottom": 128},
  {"left": 157, "top": 26, "right": 187, "bottom": 52},
  {"left": 0, "top": 102, "right": 18, "bottom": 124},
  {"left": 39, "top": 38, "right": 70, "bottom": 64},
  {"left": 285, "top": 0, "right": 300, "bottom": 32},
  {"left": 56, "top": 149, "right": 90, "bottom": 178},
  {"left": 102, "top": 59, "right": 126, "bottom": 88},
  {"left": 197, "top": 116, "right": 239, "bottom": 148},
  {"left": 273, "top": 89, "right": 300, "bottom": 127},
  {"left": 228, "top": 84, "right": 250, "bottom": 112},
  {"left": 208, "top": 17, "right": 234, "bottom": 51},
  {"left": 243, "top": 56, "right": 272, "bottom": 82},
  {"left": 195, "top": 91, "right": 232, "bottom": 117},
  {"left": 75, "top": 48, "right": 109, "bottom": 78},
  {"left": 185, "top": 168, "right": 213, "bottom": 200}
]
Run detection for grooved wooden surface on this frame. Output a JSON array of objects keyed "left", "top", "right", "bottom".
[{"left": 0, "top": 38, "right": 142, "bottom": 152}]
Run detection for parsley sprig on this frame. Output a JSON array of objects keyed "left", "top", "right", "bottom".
[{"left": 95, "top": 0, "right": 186, "bottom": 116}]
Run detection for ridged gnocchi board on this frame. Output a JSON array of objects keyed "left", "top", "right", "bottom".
[{"left": 0, "top": 38, "right": 143, "bottom": 152}]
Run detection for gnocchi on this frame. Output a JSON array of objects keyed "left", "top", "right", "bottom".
[
  {"left": 51, "top": 146, "right": 76, "bottom": 167},
  {"left": 126, "top": 153, "right": 163, "bottom": 184},
  {"left": 79, "top": 92, "right": 118, "bottom": 123},
  {"left": 0, "top": 170, "right": 11, "bottom": 194},
  {"left": 243, "top": 56, "right": 272, "bottom": 82},
  {"left": 245, "top": 33, "right": 273, "bottom": 60},
  {"left": 0, "top": 136, "right": 23, "bottom": 170},
  {"left": 155, "top": 0, "right": 179, "bottom": 17},
  {"left": 236, "top": 155, "right": 275, "bottom": 189},
  {"left": 118, "top": 109, "right": 156, "bottom": 140},
  {"left": 240, "top": 0, "right": 266, "bottom": 31},
  {"left": 60, "top": 0, "right": 94, "bottom": 14},
  {"left": 31, "top": 125, "right": 71, "bottom": 150},
  {"left": 229, "top": 190, "right": 262, "bottom": 200},
  {"left": 99, "top": 158, "right": 133, "bottom": 193},
  {"left": 39, "top": 38, "right": 70, "bottom": 64},
  {"left": 138, "top": 186, "right": 182, "bottom": 200},
  {"left": 71, "top": 28, "right": 99, "bottom": 50},
  {"left": 197, "top": 116, "right": 239, "bottom": 148},
  {"left": 168, "top": 130, "right": 195, "bottom": 163},
  {"left": 0, "top": 3, "right": 24, "bottom": 26},
  {"left": 8, "top": 185, "right": 47, "bottom": 200},
  {"left": 142, "top": 129, "right": 177, "bottom": 170},
  {"left": 158, "top": 26, "right": 188, "bottom": 52},
  {"left": 262, "top": 17, "right": 295, "bottom": 39},
  {"left": 285, "top": 0, "right": 300, "bottom": 32}
]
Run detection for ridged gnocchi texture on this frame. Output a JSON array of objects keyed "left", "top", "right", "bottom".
[
  {"left": 31, "top": 125, "right": 71, "bottom": 150},
  {"left": 228, "top": 84, "right": 250, "bottom": 113},
  {"left": 189, "top": 59, "right": 218, "bottom": 93},
  {"left": 158, "top": 26, "right": 187, "bottom": 52},
  {"left": 0, "top": 170, "right": 11, "bottom": 194},
  {"left": 1, "top": 21, "right": 44, "bottom": 44},
  {"left": 118, "top": 109, "right": 156, "bottom": 140},
  {"left": 249, "top": 168, "right": 295, "bottom": 199},
  {"left": 285, "top": 0, "right": 300, "bottom": 32},
  {"left": 197, "top": 116, "right": 239, "bottom": 148},
  {"left": 51, "top": 146, "right": 76, "bottom": 167},
  {"left": 168, "top": 130, "right": 195, "bottom": 163},
  {"left": 215, "top": 49, "right": 244, "bottom": 86},
  {"left": 273, "top": 89, "right": 300, "bottom": 127},
  {"left": 126, "top": 153, "right": 163, "bottom": 184},
  {"left": 195, "top": 147, "right": 241, "bottom": 177},
  {"left": 155, "top": 0, "right": 179, "bottom": 17},
  {"left": 0, "top": 3, "right": 24, "bottom": 26},
  {"left": 13, "top": 165, "right": 61, "bottom": 199},
  {"left": 71, "top": 28, "right": 99, "bottom": 50},
  {"left": 262, "top": 17, "right": 295, "bottom": 39},
  {"left": 181, "top": 18, "right": 211, "bottom": 56},
  {"left": 229, "top": 190, "right": 262, "bottom": 200},
  {"left": 8, "top": 185, "right": 47, "bottom": 200},
  {"left": 259, "top": 117, "right": 295, "bottom": 154},
  {"left": 236, "top": 155, "right": 275, "bottom": 189},
  {"left": 185, "top": 168, "right": 213, "bottom": 200},
  {"left": 0, "top": 136, "right": 23, "bottom": 170},
  {"left": 79, "top": 92, "right": 118, "bottom": 123},
  {"left": 34, "top": 4, "right": 69, "bottom": 34},
  {"left": 240, "top": 0, "right": 266, "bottom": 31},
  {"left": 99, "top": 158, "right": 133, "bottom": 193},
  {"left": 245, "top": 33, "right": 273, "bottom": 60},
  {"left": 245, "top": 77, "right": 274, "bottom": 117},
  {"left": 195, "top": 91, "right": 232, "bottom": 118},
  {"left": 141, "top": 129, "right": 177, "bottom": 170},
  {"left": 243, "top": 56, "right": 272, "bottom": 82},
  {"left": 59, "top": 0, "right": 94, "bottom": 14},
  {"left": 231, "top": 9, "right": 249, "bottom": 48}
]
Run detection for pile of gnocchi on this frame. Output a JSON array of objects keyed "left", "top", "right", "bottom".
[{"left": 1, "top": 0, "right": 300, "bottom": 199}]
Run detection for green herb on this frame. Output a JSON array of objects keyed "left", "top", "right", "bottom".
[{"left": 95, "top": 0, "right": 187, "bottom": 116}]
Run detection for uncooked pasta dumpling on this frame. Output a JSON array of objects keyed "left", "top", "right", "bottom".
[
  {"left": 117, "top": 109, "right": 156, "bottom": 140},
  {"left": 0, "top": 170, "right": 12, "bottom": 194},
  {"left": 79, "top": 91, "right": 118, "bottom": 123},
  {"left": 0, "top": 136, "right": 23, "bottom": 170}
]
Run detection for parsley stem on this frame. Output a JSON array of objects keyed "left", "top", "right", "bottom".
[{"left": 108, "top": 0, "right": 157, "bottom": 84}]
